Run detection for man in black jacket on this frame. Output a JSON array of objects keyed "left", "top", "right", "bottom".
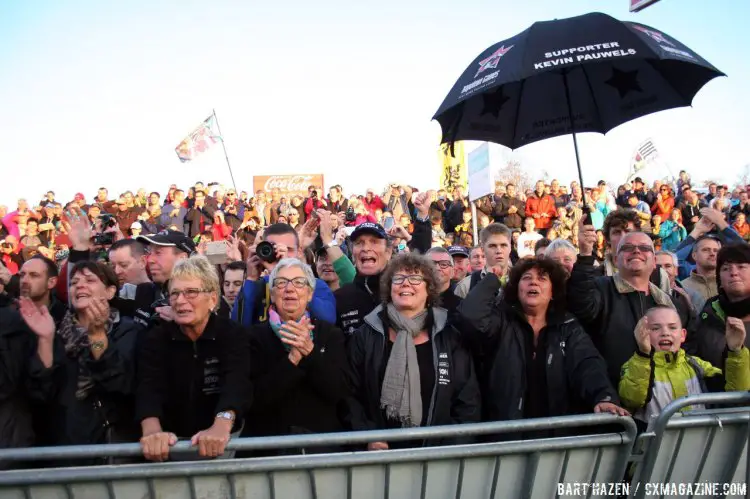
[
  {"left": 495, "top": 184, "right": 526, "bottom": 229},
  {"left": 0, "top": 307, "right": 35, "bottom": 465},
  {"left": 569, "top": 225, "right": 695, "bottom": 388},
  {"left": 335, "top": 193, "right": 432, "bottom": 336}
]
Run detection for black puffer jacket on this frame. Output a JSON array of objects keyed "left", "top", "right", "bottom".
[
  {"left": 459, "top": 275, "right": 618, "bottom": 425},
  {"left": 567, "top": 256, "right": 695, "bottom": 387},
  {"left": 28, "top": 311, "right": 141, "bottom": 457},
  {"left": 695, "top": 296, "right": 750, "bottom": 370},
  {"left": 343, "top": 305, "right": 481, "bottom": 445},
  {"left": 0, "top": 308, "right": 35, "bottom": 462}
]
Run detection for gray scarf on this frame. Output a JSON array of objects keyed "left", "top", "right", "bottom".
[{"left": 380, "top": 303, "right": 428, "bottom": 427}]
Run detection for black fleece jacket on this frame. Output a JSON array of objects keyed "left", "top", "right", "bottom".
[
  {"left": 136, "top": 315, "right": 251, "bottom": 437},
  {"left": 245, "top": 319, "right": 349, "bottom": 439}
]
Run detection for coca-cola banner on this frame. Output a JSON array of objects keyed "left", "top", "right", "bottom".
[{"left": 253, "top": 174, "right": 325, "bottom": 199}]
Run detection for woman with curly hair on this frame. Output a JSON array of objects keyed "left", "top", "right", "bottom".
[
  {"left": 458, "top": 258, "right": 628, "bottom": 434},
  {"left": 344, "top": 253, "right": 480, "bottom": 449}
]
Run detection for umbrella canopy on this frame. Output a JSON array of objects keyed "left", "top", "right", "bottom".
[{"left": 433, "top": 12, "right": 724, "bottom": 151}]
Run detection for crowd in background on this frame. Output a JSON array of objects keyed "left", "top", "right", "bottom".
[{"left": 1, "top": 166, "right": 749, "bottom": 467}]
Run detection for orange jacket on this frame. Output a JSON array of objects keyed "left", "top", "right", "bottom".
[{"left": 525, "top": 194, "right": 557, "bottom": 230}]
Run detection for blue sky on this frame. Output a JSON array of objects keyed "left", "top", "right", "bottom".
[{"left": 0, "top": 0, "right": 748, "bottom": 204}]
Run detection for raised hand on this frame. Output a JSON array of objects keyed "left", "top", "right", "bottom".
[
  {"left": 226, "top": 236, "right": 242, "bottom": 262},
  {"left": 19, "top": 297, "right": 56, "bottom": 340},
  {"left": 634, "top": 316, "right": 652, "bottom": 355},
  {"left": 726, "top": 317, "right": 746, "bottom": 352},
  {"left": 67, "top": 210, "right": 92, "bottom": 251},
  {"left": 577, "top": 218, "right": 596, "bottom": 256},
  {"left": 413, "top": 192, "right": 430, "bottom": 218}
]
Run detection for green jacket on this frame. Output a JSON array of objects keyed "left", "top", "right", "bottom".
[{"left": 619, "top": 347, "right": 750, "bottom": 425}]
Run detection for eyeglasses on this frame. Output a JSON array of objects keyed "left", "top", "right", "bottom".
[
  {"left": 272, "top": 277, "right": 309, "bottom": 290},
  {"left": 432, "top": 260, "right": 453, "bottom": 269},
  {"left": 392, "top": 274, "right": 425, "bottom": 285},
  {"left": 169, "top": 288, "right": 210, "bottom": 301},
  {"left": 619, "top": 244, "right": 654, "bottom": 254}
]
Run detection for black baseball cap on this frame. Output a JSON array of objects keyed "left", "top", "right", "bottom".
[
  {"left": 447, "top": 245, "right": 470, "bottom": 258},
  {"left": 351, "top": 222, "right": 387, "bottom": 241},
  {"left": 136, "top": 230, "right": 196, "bottom": 255}
]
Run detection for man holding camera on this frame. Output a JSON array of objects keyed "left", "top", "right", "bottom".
[{"left": 231, "top": 222, "right": 336, "bottom": 327}]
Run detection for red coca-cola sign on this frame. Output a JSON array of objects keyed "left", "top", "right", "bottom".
[{"left": 253, "top": 174, "right": 325, "bottom": 199}]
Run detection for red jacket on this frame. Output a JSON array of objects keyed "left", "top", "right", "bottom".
[
  {"left": 525, "top": 193, "right": 557, "bottom": 230},
  {"left": 211, "top": 223, "right": 233, "bottom": 241}
]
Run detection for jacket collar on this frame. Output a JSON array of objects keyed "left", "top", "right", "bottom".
[
  {"left": 653, "top": 349, "right": 685, "bottom": 367},
  {"left": 688, "top": 270, "right": 713, "bottom": 284},
  {"left": 363, "top": 304, "right": 448, "bottom": 337},
  {"left": 613, "top": 273, "right": 674, "bottom": 308},
  {"left": 169, "top": 313, "right": 219, "bottom": 341},
  {"left": 355, "top": 272, "right": 382, "bottom": 299}
]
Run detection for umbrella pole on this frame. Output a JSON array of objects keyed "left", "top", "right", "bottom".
[{"left": 562, "top": 71, "right": 586, "bottom": 191}]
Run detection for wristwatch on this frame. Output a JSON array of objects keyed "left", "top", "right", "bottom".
[
  {"left": 326, "top": 240, "right": 338, "bottom": 248},
  {"left": 216, "top": 411, "right": 235, "bottom": 423}
]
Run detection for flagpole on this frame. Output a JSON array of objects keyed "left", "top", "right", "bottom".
[{"left": 212, "top": 109, "right": 239, "bottom": 194}]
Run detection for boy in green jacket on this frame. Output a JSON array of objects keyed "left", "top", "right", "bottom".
[{"left": 619, "top": 305, "right": 750, "bottom": 429}]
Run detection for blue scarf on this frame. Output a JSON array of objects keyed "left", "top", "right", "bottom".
[{"left": 268, "top": 307, "right": 313, "bottom": 351}]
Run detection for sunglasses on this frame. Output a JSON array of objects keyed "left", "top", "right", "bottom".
[{"left": 619, "top": 244, "right": 654, "bottom": 254}]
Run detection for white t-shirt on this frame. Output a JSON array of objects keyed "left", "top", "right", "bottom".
[{"left": 517, "top": 231, "right": 543, "bottom": 258}]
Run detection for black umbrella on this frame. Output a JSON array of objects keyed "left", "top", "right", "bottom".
[{"left": 432, "top": 12, "right": 724, "bottom": 191}]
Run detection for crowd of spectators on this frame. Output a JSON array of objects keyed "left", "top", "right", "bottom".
[{"left": 0, "top": 167, "right": 749, "bottom": 467}]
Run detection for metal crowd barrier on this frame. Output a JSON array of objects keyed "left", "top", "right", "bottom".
[
  {"left": 630, "top": 391, "right": 750, "bottom": 499},
  {"left": 0, "top": 413, "right": 636, "bottom": 499}
]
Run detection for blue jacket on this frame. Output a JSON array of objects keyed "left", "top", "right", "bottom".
[
  {"left": 658, "top": 220, "right": 687, "bottom": 252},
  {"left": 231, "top": 276, "right": 336, "bottom": 327}
]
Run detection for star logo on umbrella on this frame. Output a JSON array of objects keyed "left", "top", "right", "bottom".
[
  {"left": 632, "top": 25, "right": 675, "bottom": 47},
  {"left": 605, "top": 68, "right": 643, "bottom": 98},
  {"left": 480, "top": 87, "right": 510, "bottom": 118},
  {"left": 475, "top": 45, "right": 514, "bottom": 77}
]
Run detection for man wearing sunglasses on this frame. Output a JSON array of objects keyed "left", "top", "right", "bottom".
[{"left": 568, "top": 224, "right": 694, "bottom": 389}]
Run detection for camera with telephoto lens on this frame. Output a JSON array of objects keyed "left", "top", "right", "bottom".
[
  {"left": 256, "top": 241, "right": 278, "bottom": 263},
  {"left": 345, "top": 206, "right": 356, "bottom": 222},
  {"left": 311, "top": 190, "right": 318, "bottom": 199}
]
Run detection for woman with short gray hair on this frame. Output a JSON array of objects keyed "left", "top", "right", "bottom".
[
  {"left": 545, "top": 239, "right": 578, "bottom": 276},
  {"left": 244, "top": 258, "right": 349, "bottom": 451},
  {"left": 344, "top": 253, "right": 480, "bottom": 450}
]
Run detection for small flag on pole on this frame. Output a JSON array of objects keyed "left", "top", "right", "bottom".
[
  {"left": 175, "top": 114, "right": 222, "bottom": 163},
  {"left": 631, "top": 138, "right": 658, "bottom": 174}
]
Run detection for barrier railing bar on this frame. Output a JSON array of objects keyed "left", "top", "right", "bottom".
[
  {"left": 586, "top": 447, "right": 603, "bottom": 499},
  {"left": 0, "top": 434, "right": 630, "bottom": 486},
  {"left": 105, "top": 479, "right": 115, "bottom": 499},
  {"left": 662, "top": 428, "right": 685, "bottom": 486},
  {"left": 308, "top": 468, "right": 319, "bottom": 499},
  {"left": 384, "top": 463, "right": 390, "bottom": 499},
  {"left": 147, "top": 477, "right": 156, "bottom": 499},
  {"left": 690, "top": 425, "right": 716, "bottom": 486},
  {"left": 420, "top": 461, "right": 428, "bottom": 499},
  {"left": 719, "top": 420, "right": 750, "bottom": 490},
  {"left": 188, "top": 474, "right": 197, "bottom": 499},
  {"left": 554, "top": 450, "right": 570, "bottom": 499},
  {"left": 454, "top": 457, "right": 465, "bottom": 499},
  {"left": 346, "top": 464, "right": 352, "bottom": 499},
  {"left": 0, "top": 414, "right": 636, "bottom": 462},
  {"left": 488, "top": 456, "right": 500, "bottom": 499},
  {"left": 521, "top": 452, "right": 540, "bottom": 499},
  {"left": 228, "top": 473, "right": 238, "bottom": 499},
  {"left": 268, "top": 470, "right": 276, "bottom": 499},
  {"left": 633, "top": 391, "right": 750, "bottom": 499},
  {"left": 663, "top": 412, "right": 750, "bottom": 429}
]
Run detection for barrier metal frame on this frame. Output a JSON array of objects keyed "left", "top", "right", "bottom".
[
  {"left": 0, "top": 413, "right": 637, "bottom": 495},
  {"left": 631, "top": 391, "right": 750, "bottom": 499}
]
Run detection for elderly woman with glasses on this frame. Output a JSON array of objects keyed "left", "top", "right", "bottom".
[
  {"left": 345, "top": 253, "right": 480, "bottom": 450},
  {"left": 243, "top": 258, "right": 349, "bottom": 450},
  {"left": 136, "top": 255, "right": 250, "bottom": 462}
]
